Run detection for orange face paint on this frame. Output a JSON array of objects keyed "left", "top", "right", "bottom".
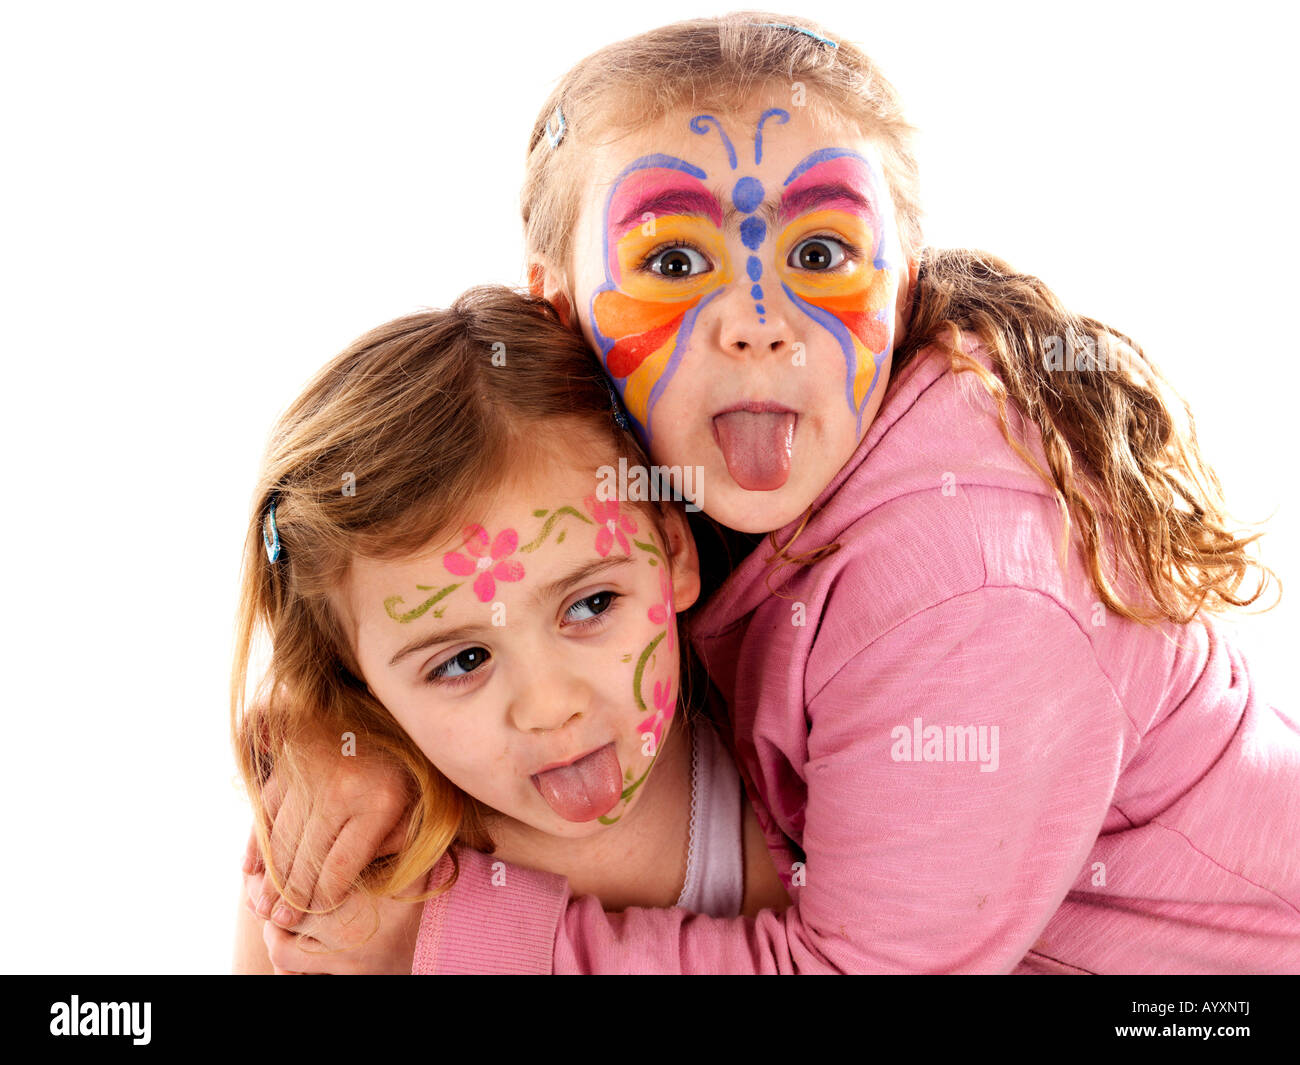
[
  {"left": 776, "top": 150, "right": 898, "bottom": 431},
  {"left": 590, "top": 137, "right": 898, "bottom": 444},
  {"left": 590, "top": 156, "right": 730, "bottom": 441}
]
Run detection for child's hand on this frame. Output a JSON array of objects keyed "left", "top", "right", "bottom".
[
  {"left": 241, "top": 737, "right": 412, "bottom": 928},
  {"left": 246, "top": 867, "right": 424, "bottom": 975}
]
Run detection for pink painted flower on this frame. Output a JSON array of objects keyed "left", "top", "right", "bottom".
[
  {"left": 646, "top": 564, "right": 676, "bottom": 654},
  {"left": 637, "top": 678, "right": 675, "bottom": 753},
  {"left": 442, "top": 524, "right": 524, "bottom": 602},
  {"left": 585, "top": 494, "right": 637, "bottom": 556}
]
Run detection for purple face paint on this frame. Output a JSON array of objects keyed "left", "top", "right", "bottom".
[{"left": 690, "top": 110, "right": 792, "bottom": 323}]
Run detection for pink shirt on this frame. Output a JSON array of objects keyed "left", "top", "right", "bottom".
[{"left": 411, "top": 335, "right": 1300, "bottom": 974}]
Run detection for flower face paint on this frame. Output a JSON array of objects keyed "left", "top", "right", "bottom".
[
  {"left": 346, "top": 447, "right": 698, "bottom": 842},
  {"left": 572, "top": 99, "right": 907, "bottom": 534}
]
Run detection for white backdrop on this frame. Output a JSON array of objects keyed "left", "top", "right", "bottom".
[{"left": 2, "top": 0, "right": 1294, "bottom": 973}]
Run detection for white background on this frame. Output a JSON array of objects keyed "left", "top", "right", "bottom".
[{"left": 2, "top": 1, "right": 1294, "bottom": 973}]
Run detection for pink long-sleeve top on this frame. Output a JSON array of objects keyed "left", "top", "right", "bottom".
[{"left": 411, "top": 335, "right": 1300, "bottom": 974}]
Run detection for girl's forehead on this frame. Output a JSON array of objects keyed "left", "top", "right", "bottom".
[
  {"left": 593, "top": 101, "right": 870, "bottom": 170},
  {"left": 351, "top": 455, "right": 633, "bottom": 592},
  {"left": 345, "top": 464, "right": 663, "bottom": 664}
]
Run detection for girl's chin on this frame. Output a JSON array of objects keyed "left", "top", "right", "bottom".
[
  {"left": 504, "top": 804, "right": 627, "bottom": 841},
  {"left": 544, "top": 815, "right": 620, "bottom": 837},
  {"left": 710, "top": 483, "right": 817, "bottom": 534},
  {"left": 489, "top": 804, "right": 612, "bottom": 842}
]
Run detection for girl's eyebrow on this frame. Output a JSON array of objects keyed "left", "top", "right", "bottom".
[
  {"left": 779, "top": 181, "right": 874, "bottom": 222},
  {"left": 389, "top": 624, "right": 491, "bottom": 668},
  {"left": 619, "top": 186, "right": 790, "bottom": 235},
  {"left": 618, "top": 183, "right": 872, "bottom": 233},
  {"left": 530, "top": 555, "right": 634, "bottom": 606},
  {"left": 387, "top": 556, "right": 636, "bottom": 668},
  {"left": 615, "top": 187, "right": 725, "bottom": 232}
]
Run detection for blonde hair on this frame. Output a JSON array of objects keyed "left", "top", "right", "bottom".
[
  {"left": 231, "top": 286, "right": 668, "bottom": 910},
  {"left": 522, "top": 12, "right": 1275, "bottom": 623},
  {"left": 524, "top": 12, "right": 920, "bottom": 284}
]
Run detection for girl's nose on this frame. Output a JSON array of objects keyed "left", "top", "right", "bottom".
[
  {"left": 507, "top": 662, "right": 591, "bottom": 735},
  {"left": 712, "top": 281, "right": 796, "bottom": 361}
]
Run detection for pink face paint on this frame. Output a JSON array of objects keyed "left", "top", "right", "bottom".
[
  {"left": 776, "top": 149, "right": 899, "bottom": 434},
  {"left": 646, "top": 563, "right": 675, "bottom": 655},
  {"left": 384, "top": 505, "right": 595, "bottom": 622},
  {"left": 584, "top": 494, "right": 638, "bottom": 556},
  {"left": 604, "top": 167, "right": 724, "bottom": 277},
  {"left": 638, "top": 677, "right": 675, "bottom": 753},
  {"left": 591, "top": 156, "right": 729, "bottom": 442},
  {"left": 779, "top": 153, "right": 883, "bottom": 226},
  {"left": 442, "top": 524, "right": 524, "bottom": 602},
  {"left": 591, "top": 115, "right": 788, "bottom": 438}
]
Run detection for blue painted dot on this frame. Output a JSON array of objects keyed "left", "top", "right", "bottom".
[
  {"left": 739, "top": 215, "right": 767, "bottom": 251},
  {"left": 732, "top": 176, "right": 764, "bottom": 213},
  {"left": 746, "top": 255, "right": 762, "bottom": 282},
  {"left": 756, "top": 304, "right": 766, "bottom": 315},
  {"left": 750, "top": 284, "right": 763, "bottom": 300}
]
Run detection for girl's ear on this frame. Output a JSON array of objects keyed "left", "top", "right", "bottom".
[
  {"left": 661, "top": 506, "right": 701, "bottom": 613},
  {"left": 528, "top": 260, "right": 574, "bottom": 330}
]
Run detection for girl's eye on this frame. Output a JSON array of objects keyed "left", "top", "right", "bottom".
[
  {"left": 564, "top": 590, "right": 620, "bottom": 624},
  {"left": 788, "top": 237, "right": 848, "bottom": 271},
  {"left": 647, "top": 246, "right": 711, "bottom": 279},
  {"left": 428, "top": 646, "right": 490, "bottom": 684}
]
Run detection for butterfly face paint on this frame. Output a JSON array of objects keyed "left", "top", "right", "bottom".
[
  {"left": 776, "top": 149, "right": 897, "bottom": 436},
  {"left": 591, "top": 111, "right": 898, "bottom": 444},
  {"left": 591, "top": 155, "right": 731, "bottom": 442},
  {"left": 573, "top": 101, "right": 908, "bottom": 534}
]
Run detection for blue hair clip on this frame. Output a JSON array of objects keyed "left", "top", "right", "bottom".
[
  {"left": 263, "top": 498, "right": 282, "bottom": 563},
  {"left": 546, "top": 104, "right": 566, "bottom": 149},
  {"left": 755, "top": 22, "right": 838, "bottom": 49},
  {"left": 604, "top": 377, "right": 631, "bottom": 433}
]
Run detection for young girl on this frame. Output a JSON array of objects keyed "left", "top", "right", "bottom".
[
  {"left": 252, "top": 13, "right": 1299, "bottom": 974},
  {"left": 232, "top": 286, "right": 790, "bottom": 973}
]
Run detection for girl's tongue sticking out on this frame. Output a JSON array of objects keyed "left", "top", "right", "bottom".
[
  {"left": 712, "top": 408, "right": 796, "bottom": 491},
  {"left": 532, "top": 742, "right": 623, "bottom": 822}
]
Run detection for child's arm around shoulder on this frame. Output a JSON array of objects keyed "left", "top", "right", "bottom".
[
  {"left": 409, "top": 581, "right": 1131, "bottom": 973},
  {"left": 242, "top": 730, "right": 412, "bottom": 929}
]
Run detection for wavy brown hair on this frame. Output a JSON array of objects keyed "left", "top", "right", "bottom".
[
  {"left": 230, "top": 286, "right": 672, "bottom": 910},
  {"left": 522, "top": 11, "right": 1274, "bottom": 624},
  {"left": 895, "top": 249, "right": 1274, "bottom": 622}
]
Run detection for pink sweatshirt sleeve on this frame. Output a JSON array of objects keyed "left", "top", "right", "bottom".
[{"left": 412, "top": 586, "right": 1129, "bottom": 973}]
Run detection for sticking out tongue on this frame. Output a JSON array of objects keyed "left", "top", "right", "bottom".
[
  {"left": 713, "top": 411, "right": 796, "bottom": 491},
  {"left": 532, "top": 743, "right": 623, "bottom": 822}
]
